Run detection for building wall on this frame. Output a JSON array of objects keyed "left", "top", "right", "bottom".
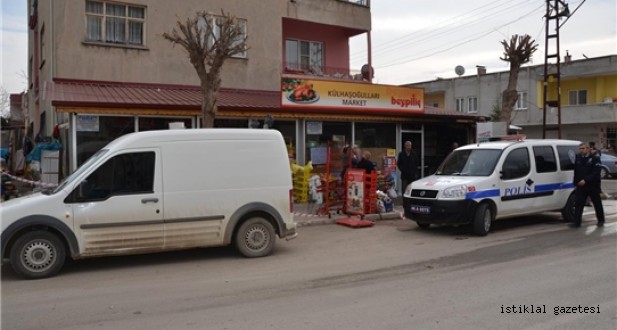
[
  {"left": 407, "top": 56, "right": 617, "bottom": 143},
  {"left": 28, "top": 0, "right": 371, "bottom": 135}
]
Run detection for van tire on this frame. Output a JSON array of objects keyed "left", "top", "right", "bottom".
[
  {"left": 561, "top": 193, "right": 576, "bottom": 223},
  {"left": 235, "top": 217, "right": 276, "bottom": 258},
  {"left": 473, "top": 203, "right": 493, "bottom": 236},
  {"left": 417, "top": 222, "right": 430, "bottom": 229},
  {"left": 10, "top": 231, "right": 66, "bottom": 279}
]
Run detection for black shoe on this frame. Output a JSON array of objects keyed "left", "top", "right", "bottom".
[
  {"left": 597, "top": 222, "right": 604, "bottom": 227},
  {"left": 568, "top": 223, "right": 581, "bottom": 228}
]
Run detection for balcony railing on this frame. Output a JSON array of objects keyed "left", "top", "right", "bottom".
[
  {"left": 339, "top": 0, "right": 370, "bottom": 7},
  {"left": 282, "top": 62, "right": 365, "bottom": 82},
  {"left": 543, "top": 103, "right": 617, "bottom": 125}
]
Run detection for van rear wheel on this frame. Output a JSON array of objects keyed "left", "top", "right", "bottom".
[
  {"left": 10, "top": 231, "right": 66, "bottom": 279},
  {"left": 235, "top": 217, "right": 276, "bottom": 258},
  {"left": 473, "top": 203, "right": 493, "bottom": 236}
]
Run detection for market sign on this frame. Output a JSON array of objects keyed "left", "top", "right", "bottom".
[{"left": 281, "top": 78, "right": 424, "bottom": 112}]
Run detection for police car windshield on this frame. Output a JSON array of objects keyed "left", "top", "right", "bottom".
[{"left": 436, "top": 149, "right": 502, "bottom": 176}]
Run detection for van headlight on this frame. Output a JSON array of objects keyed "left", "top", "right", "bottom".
[{"left": 441, "top": 185, "right": 467, "bottom": 199}]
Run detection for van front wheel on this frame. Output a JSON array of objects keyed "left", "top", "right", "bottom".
[
  {"left": 561, "top": 193, "right": 576, "bottom": 223},
  {"left": 235, "top": 217, "right": 276, "bottom": 258},
  {"left": 473, "top": 203, "right": 493, "bottom": 236},
  {"left": 10, "top": 231, "right": 66, "bottom": 279}
]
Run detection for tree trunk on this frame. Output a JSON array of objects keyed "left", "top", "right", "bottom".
[
  {"left": 499, "top": 63, "right": 521, "bottom": 125},
  {"left": 201, "top": 87, "right": 217, "bottom": 128}
]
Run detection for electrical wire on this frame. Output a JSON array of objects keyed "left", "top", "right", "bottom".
[{"left": 373, "top": 4, "right": 545, "bottom": 69}]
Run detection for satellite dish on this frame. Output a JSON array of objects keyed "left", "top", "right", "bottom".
[{"left": 455, "top": 65, "right": 465, "bottom": 76}]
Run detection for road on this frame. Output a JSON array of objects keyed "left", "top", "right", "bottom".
[{"left": 2, "top": 209, "right": 616, "bottom": 330}]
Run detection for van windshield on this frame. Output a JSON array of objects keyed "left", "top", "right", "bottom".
[
  {"left": 48, "top": 149, "right": 109, "bottom": 195},
  {"left": 436, "top": 149, "right": 502, "bottom": 176}
]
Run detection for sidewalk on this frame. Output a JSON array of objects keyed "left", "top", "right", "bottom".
[
  {"left": 293, "top": 196, "right": 617, "bottom": 227},
  {"left": 293, "top": 200, "right": 405, "bottom": 227}
]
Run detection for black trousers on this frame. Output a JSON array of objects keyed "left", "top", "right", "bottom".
[
  {"left": 573, "top": 185, "right": 605, "bottom": 226},
  {"left": 401, "top": 179, "right": 413, "bottom": 194}
]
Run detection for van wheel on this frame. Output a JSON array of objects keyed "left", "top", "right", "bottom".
[
  {"left": 417, "top": 222, "right": 430, "bottom": 230},
  {"left": 473, "top": 203, "right": 493, "bottom": 236},
  {"left": 600, "top": 167, "right": 608, "bottom": 179},
  {"left": 561, "top": 193, "right": 576, "bottom": 223},
  {"left": 235, "top": 217, "right": 276, "bottom": 258},
  {"left": 10, "top": 231, "right": 66, "bottom": 279}
]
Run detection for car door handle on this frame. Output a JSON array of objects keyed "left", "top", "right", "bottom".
[{"left": 141, "top": 198, "right": 159, "bottom": 204}]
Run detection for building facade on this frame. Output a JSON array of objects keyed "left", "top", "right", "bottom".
[
  {"left": 26, "top": 0, "right": 478, "bottom": 180},
  {"left": 406, "top": 55, "right": 617, "bottom": 150}
]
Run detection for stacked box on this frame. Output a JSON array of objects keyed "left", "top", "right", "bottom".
[{"left": 291, "top": 163, "right": 312, "bottom": 203}]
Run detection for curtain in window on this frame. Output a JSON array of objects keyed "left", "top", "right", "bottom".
[
  {"left": 128, "top": 21, "right": 143, "bottom": 45},
  {"left": 86, "top": 16, "right": 102, "bottom": 41},
  {"left": 106, "top": 17, "right": 125, "bottom": 43}
]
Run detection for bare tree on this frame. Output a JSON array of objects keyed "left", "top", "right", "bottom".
[
  {"left": 163, "top": 10, "right": 248, "bottom": 128},
  {"left": 499, "top": 34, "right": 538, "bottom": 125},
  {"left": 0, "top": 86, "right": 10, "bottom": 119}
]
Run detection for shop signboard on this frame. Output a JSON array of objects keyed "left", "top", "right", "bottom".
[
  {"left": 76, "top": 115, "right": 99, "bottom": 132},
  {"left": 345, "top": 169, "right": 365, "bottom": 215},
  {"left": 281, "top": 78, "right": 424, "bottom": 112}
]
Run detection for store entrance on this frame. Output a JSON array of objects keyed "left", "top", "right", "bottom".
[{"left": 401, "top": 132, "right": 424, "bottom": 178}]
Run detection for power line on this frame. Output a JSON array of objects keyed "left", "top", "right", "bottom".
[
  {"left": 374, "top": 4, "right": 545, "bottom": 69},
  {"left": 352, "top": 0, "right": 537, "bottom": 61}
]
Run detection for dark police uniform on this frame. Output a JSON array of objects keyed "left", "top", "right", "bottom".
[{"left": 572, "top": 152, "right": 605, "bottom": 227}]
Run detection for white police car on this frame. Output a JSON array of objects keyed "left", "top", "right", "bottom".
[{"left": 403, "top": 139, "right": 580, "bottom": 236}]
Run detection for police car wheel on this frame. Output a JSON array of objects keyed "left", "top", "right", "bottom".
[
  {"left": 561, "top": 193, "right": 576, "bottom": 223},
  {"left": 473, "top": 203, "right": 493, "bottom": 236},
  {"left": 417, "top": 222, "right": 430, "bottom": 229},
  {"left": 600, "top": 167, "right": 608, "bottom": 179}
]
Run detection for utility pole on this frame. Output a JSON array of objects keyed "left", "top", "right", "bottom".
[{"left": 542, "top": 0, "right": 570, "bottom": 139}]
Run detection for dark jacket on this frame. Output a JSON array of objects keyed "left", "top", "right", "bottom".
[
  {"left": 356, "top": 158, "right": 375, "bottom": 174},
  {"left": 573, "top": 153, "right": 602, "bottom": 187},
  {"left": 397, "top": 150, "right": 418, "bottom": 180}
]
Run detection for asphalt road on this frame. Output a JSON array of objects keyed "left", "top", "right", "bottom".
[{"left": 2, "top": 210, "right": 616, "bottom": 330}]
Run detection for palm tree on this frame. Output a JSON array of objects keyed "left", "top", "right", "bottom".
[{"left": 499, "top": 34, "right": 538, "bottom": 125}]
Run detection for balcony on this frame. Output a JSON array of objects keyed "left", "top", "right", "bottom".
[
  {"left": 544, "top": 103, "right": 617, "bottom": 125},
  {"left": 339, "top": 0, "right": 370, "bottom": 7},
  {"left": 282, "top": 62, "right": 366, "bottom": 82}
]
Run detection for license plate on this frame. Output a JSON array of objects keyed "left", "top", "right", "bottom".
[{"left": 410, "top": 205, "right": 431, "bottom": 214}]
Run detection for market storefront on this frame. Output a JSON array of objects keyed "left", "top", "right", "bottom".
[{"left": 49, "top": 78, "right": 479, "bottom": 185}]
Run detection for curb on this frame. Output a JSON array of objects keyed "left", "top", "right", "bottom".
[{"left": 294, "top": 208, "right": 405, "bottom": 227}]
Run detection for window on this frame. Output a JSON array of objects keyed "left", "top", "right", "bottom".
[
  {"left": 455, "top": 98, "right": 466, "bottom": 112},
  {"left": 467, "top": 97, "right": 478, "bottom": 113},
  {"left": 85, "top": 1, "right": 146, "bottom": 46},
  {"left": 501, "top": 148, "right": 530, "bottom": 180},
  {"left": 39, "top": 25, "right": 45, "bottom": 68},
  {"left": 516, "top": 91, "right": 527, "bottom": 110},
  {"left": 197, "top": 15, "right": 247, "bottom": 58},
  {"left": 557, "top": 145, "right": 577, "bottom": 171},
  {"left": 71, "top": 152, "right": 155, "bottom": 202},
  {"left": 533, "top": 146, "right": 557, "bottom": 173},
  {"left": 568, "top": 90, "right": 587, "bottom": 105},
  {"left": 285, "top": 39, "right": 323, "bottom": 73}
]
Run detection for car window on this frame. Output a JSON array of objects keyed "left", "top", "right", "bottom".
[
  {"left": 501, "top": 147, "right": 530, "bottom": 180},
  {"left": 68, "top": 151, "right": 155, "bottom": 202},
  {"left": 533, "top": 146, "right": 557, "bottom": 173},
  {"left": 557, "top": 145, "right": 577, "bottom": 171}
]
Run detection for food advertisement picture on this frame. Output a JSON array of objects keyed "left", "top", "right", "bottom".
[{"left": 280, "top": 78, "right": 424, "bottom": 112}]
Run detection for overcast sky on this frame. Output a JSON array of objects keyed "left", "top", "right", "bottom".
[{"left": 1, "top": 0, "right": 615, "bottom": 94}]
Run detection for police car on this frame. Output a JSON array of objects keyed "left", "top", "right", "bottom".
[{"left": 403, "top": 139, "right": 580, "bottom": 236}]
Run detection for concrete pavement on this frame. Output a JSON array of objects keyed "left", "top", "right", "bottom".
[{"left": 293, "top": 197, "right": 617, "bottom": 227}]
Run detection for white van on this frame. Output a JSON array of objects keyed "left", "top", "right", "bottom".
[
  {"left": 403, "top": 139, "right": 580, "bottom": 236},
  {"left": 1, "top": 129, "right": 297, "bottom": 278}
]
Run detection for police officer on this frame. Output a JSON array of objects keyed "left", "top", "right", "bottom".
[{"left": 571, "top": 142, "right": 605, "bottom": 228}]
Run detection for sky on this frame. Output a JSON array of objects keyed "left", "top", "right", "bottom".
[{"left": 1, "top": 0, "right": 616, "bottom": 95}]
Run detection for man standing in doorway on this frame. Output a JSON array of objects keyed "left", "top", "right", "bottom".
[{"left": 397, "top": 141, "right": 418, "bottom": 193}]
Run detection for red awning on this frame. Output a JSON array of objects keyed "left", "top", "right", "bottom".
[{"left": 48, "top": 78, "right": 479, "bottom": 119}]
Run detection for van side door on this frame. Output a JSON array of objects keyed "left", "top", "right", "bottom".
[
  {"left": 499, "top": 147, "right": 533, "bottom": 217},
  {"left": 67, "top": 149, "right": 164, "bottom": 256}
]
